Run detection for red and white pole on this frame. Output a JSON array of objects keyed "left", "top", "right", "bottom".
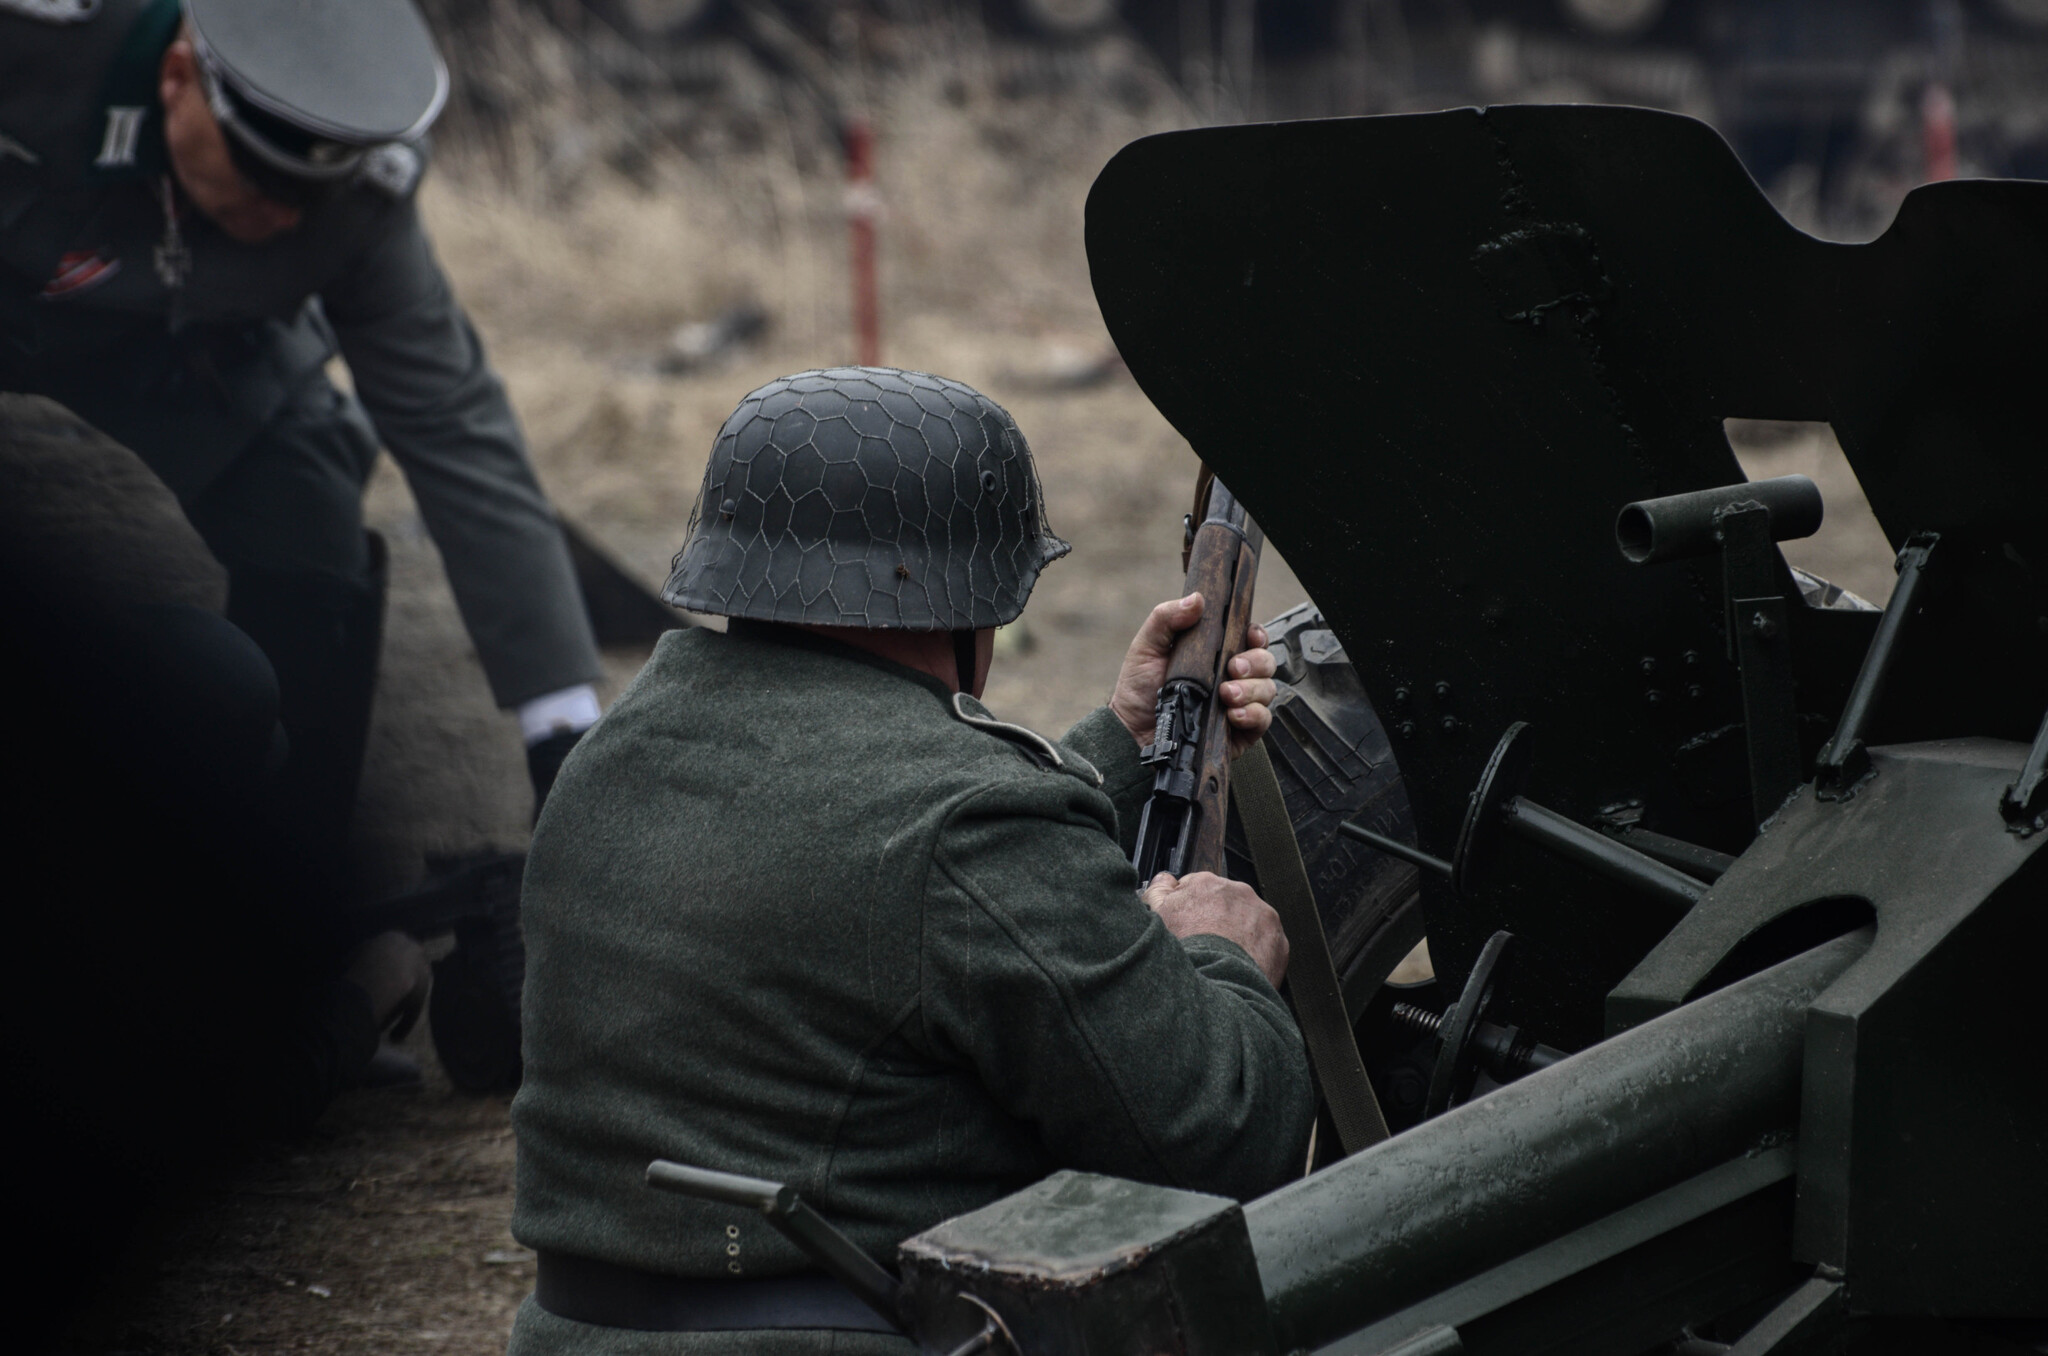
[
  {"left": 1922, "top": 82, "right": 1958, "bottom": 183},
  {"left": 843, "top": 116, "right": 882, "bottom": 367}
]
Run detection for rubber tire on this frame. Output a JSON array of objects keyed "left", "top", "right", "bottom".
[{"left": 1224, "top": 601, "right": 1425, "bottom": 1018}]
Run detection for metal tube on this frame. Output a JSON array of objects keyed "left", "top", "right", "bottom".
[
  {"left": 1816, "top": 533, "right": 1937, "bottom": 791},
  {"left": 1245, "top": 928, "right": 1870, "bottom": 1354},
  {"left": 1503, "top": 797, "right": 1704, "bottom": 911},
  {"left": 1520, "top": 1041, "right": 1566, "bottom": 1073},
  {"left": 646, "top": 1160, "right": 905, "bottom": 1327},
  {"left": 1614, "top": 475, "right": 1823, "bottom": 565},
  {"left": 1610, "top": 826, "right": 1736, "bottom": 883},
  {"left": 646, "top": 1160, "right": 790, "bottom": 1212},
  {"left": 2005, "top": 706, "right": 2048, "bottom": 825},
  {"left": 773, "top": 1201, "right": 905, "bottom": 1325},
  {"left": 1339, "top": 820, "right": 1454, "bottom": 877}
]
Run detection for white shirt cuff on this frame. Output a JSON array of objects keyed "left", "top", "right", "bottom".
[{"left": 519, "top": 684, "right": 602, "bottom": 745}]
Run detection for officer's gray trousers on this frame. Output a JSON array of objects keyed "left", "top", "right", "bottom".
[{"left": 177, "top": 375, "right": 388, "bottom": 874}]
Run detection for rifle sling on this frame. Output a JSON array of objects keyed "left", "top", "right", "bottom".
[{"left": 1232, "top": 740, "right": 1390, "bottom": 1157}]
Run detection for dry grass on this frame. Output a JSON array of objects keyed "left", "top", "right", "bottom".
[{"left": 384, "top": 28, "right": 1277, "bottom": 797}]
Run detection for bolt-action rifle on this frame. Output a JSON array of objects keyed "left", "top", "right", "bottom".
[{"left": 1131, "top": 469, "right": 1264, "bottom": 880}]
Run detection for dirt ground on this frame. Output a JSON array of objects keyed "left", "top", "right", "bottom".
[{"left": 57, "top": 22, "right": 1900, "bottom": 1354}]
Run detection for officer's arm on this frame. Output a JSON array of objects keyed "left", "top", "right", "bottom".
[
  {"left": 321, "top": 199, "right": 599, "bottom": 709},
  {"left": 921, "top": 778, "right": 1315, "bottom": 1202}
]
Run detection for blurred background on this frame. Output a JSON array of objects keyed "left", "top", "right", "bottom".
[
  {"left": 359, "top": 0, "right": 1990, "bottom": 896},
  {"left": 72, "top": 2, "right": 2028, "bottom": 1350},
  {"left": 425, "top": 0, "right": 2048, "bottom": 233}
]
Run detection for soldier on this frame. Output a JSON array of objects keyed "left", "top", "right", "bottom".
[
  {"left": 0, "top": 0, "right": 605, "bottom": 862},
  {"left": 508, "top": 368, "right": 1314, "bottom": 1354}
]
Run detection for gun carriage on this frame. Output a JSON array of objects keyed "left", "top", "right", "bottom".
[{"left": 656, "top": 104, "right": 2048, "bottom": 1354}]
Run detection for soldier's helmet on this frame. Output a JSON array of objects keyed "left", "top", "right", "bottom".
[
  {"left": 185, "top": 0, "right": 448, "bottom": 204},
  {"left": 664, "top": 368, "right": 1070, "bottom": 629}
]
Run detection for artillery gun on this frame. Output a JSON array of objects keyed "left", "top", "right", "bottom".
[{"left": 656, "top": 104, "right": 2048, "bottom": 1353}]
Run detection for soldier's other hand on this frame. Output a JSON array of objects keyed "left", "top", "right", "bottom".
[
  {"left": 1220, "top": 625, "right": 1277, "bottom": 757},
  {"left": 1111, "top": 593, "right": 1277, "bottom": 754},
  {"left": 1143, "top": 871, "right": 1290, "bottom": 988}
]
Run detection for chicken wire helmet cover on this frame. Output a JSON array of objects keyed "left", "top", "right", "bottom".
[{"left": 664, "top": 368, "right": 1071, "bottom": 629}]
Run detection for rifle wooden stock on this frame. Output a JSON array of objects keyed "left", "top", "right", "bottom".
[
  {"left": 1179, "top": 493, "right": 1264, "bottom": 874},
  {"left": 1131, "top": 472, "right": 1264, "bottom": 880}
]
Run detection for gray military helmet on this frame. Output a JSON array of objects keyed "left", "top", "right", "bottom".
[
  {"left": 664, "top": 368, "right": 1070, "bottom": 629},
  {"left": 185, "top": 0, "right": 448, "bottom": 192}
]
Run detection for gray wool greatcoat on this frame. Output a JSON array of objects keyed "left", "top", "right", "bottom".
[{"left": 507, "top": 621, "right": 1314, "bottom": 1354}]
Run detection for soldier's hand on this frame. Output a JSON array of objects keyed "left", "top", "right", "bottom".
[
  {"left": 1143, "top": 871, "right": 1290, "bottom": 988},
  {"left": 1111, "top": 593, "right": 1277, "bottom": 756}
]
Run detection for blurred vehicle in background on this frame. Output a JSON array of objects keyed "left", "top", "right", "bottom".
[
  {"left": 558, "top": 0, "right": 2048, "bottom": 45},
  {"left": 1171, "top": 0, "right": 2048, "bottom": 235},
  {"left": 429, "top": 0, "right": 2048, "bottom": 236}
]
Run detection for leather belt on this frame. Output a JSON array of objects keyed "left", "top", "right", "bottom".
[{"left": 534, "top": 1250, "right": 901, "bottom": 1334}]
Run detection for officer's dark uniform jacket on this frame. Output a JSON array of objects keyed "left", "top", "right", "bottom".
[
  {"left": 508, "top": 623, "right": 1316, "bottom": 1354},
  {"left": 0, "top": 0, "right": 599, "bottom": 707}
]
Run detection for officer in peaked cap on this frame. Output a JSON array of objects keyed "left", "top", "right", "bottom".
[
  {"left": 0, "top": 0, "right": 606, "bottom": 868},
  {"left": 184, "top": 0, "right": 449, "bottom": 197},
  {"left": 507, "top": 368, "right": 1311, "bottom": 1354}
]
